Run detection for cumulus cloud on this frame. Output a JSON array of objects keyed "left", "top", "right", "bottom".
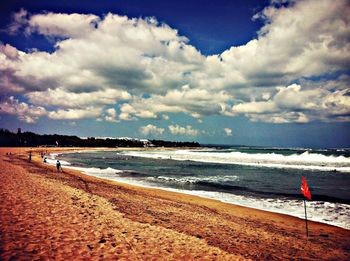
[
  {"left": 235, "top": 0, "right": 350, "bottom": 83},
  {"left": 224, "top": 128, "right": 232, "bottom": 136},
  {"left": 26, "top": 88, "right": 131, "bottom": 108},
  {"left": 47, "top": 107, "right": 102, "bottom": 120},
  {"left": 168, "top": 124, "right": 199, "bottom": 136},
  {"left": 104, "top": 108, "right": 118, "bottom": 122},
  {"left": 0, "top": 96, "right": 46, "bottom": 123},
  {"left": 27, "top": 12, "right": 100, "bottom": 38},
  {"left": 139, "top": 124, "right": 165, "bottom": 136},
  {"left": 0, "top": 96, "right": 105, "bottom": 123},
  {"left": 230, "top": 77, "right": 350, "bottom": 123},
  {"left": 0, "top": 44, "right": 21, "bottom": 60},
  {"left": 0, "top": 0, "right": 349, "bottom": 126},
  {"left": 118, "top": 86, "right": 230, "bottom": 121}
]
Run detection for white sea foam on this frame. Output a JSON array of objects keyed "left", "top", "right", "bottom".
[
  {"left": 120, "top": 150, "right": 350, "bottom": 172},
  {"left": 45, "top": 157, "right": 71, "bottom": 166},
  {"left": 69, "top": 166, "right": 123, "bottom": 176},
  {"left": 154, "top": 175, "right": 239, "bottom": 184},
  {"left": 45, "top": 153, "right": 121, "bottom": 175},
  {"left": 178, "top": 190, "right": 350, "bottom": 230}
]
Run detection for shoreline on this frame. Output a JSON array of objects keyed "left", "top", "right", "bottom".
[
  {"left": 1, "top": 147, "right": 350, "bottom": 260},
  {"left": 53, "top": 147, "right": 350, "bottom": 230},
  {"left": 7, "top": 146, "right": 350, "bottom": 228}
]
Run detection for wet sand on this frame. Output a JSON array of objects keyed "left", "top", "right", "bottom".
[{"left": 1, "top": 148, "right": 349, "bottom": 260}]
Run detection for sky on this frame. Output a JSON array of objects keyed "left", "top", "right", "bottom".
[{"left": 0, "top": 0, "right": 349, "bottom": 148}]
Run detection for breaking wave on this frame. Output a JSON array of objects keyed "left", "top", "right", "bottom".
[{"left": 121, "top": 150, "right": 350, "bottom": 172}]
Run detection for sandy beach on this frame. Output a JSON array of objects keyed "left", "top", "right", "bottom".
[{"left": 0, "top": 148, "right": 349, "bottom": 260}]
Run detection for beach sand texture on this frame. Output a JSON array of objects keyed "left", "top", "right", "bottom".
[{"left": 0, "top": 148, "right": 349, "bottom": 260}]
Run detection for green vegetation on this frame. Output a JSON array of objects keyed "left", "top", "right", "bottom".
[{"left": 0, "top": 129, "right": 200, "bottom": 148}]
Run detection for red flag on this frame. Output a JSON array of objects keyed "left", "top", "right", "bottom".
[{"left": 301, "top": 176, "right": 311, "bottom": 200}]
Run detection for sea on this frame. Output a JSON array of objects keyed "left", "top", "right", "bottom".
[{"left": 48, "top": 146, "right": 350, "bottom": 230}]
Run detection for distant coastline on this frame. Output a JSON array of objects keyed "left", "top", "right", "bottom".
[{"left": 0, "top": 129, "right": 200, "bottom": 148}]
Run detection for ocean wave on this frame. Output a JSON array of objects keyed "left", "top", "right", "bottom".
[
  {"left": 50, "top": 150, "right": 350, "bottom": 229},
  {"left": 154, "top": 175, "right": 239, "bottom": 184},
  {"left": 121, "top": 150, "right": 350, "bottom": 172},
  {"left": 151, "top": 176, "right": 350, "bottom": 204},
  {"left": 50, "top": 163, "right": 350, "bottom": 229},
  {"left": 46, "top": 153, "right": 122, "bottom": 175},
  {"left": 70, "top": 166, "right": 123, "bottom": 175},
  {"left": 184, "top": 190, "right": 350, "bottom": 230},
  {"left": 45, "top": 157, "right": 71, "bottom": 166}
]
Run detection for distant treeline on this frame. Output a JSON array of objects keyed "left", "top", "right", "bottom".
[{"left": 0, "top": 129, "right": 200, "bottom": 148}]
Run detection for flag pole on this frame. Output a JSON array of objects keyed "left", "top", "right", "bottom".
[{"left": 303, "top": 199, "right": 309, "bottom": 238}]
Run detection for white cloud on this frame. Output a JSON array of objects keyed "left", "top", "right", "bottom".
[
  {"left": 168, "top": 124, "right": 199, "bottom": 136},
  {"left": 249, "top": 0, "right": 349, "bottom": 79},
  {"left": 249, "top": 112, "right": 310, "bottom": 124},
  {"left": 224, "top": 128, "right": 232, "bottom": 136},
  {"left": 118, "top": 87, "right": 230, "bottom": 121},
  {"left": 0, "top": 44, "right": 20, "bottom": 60},
  {"left": 0, "top": 96, "right": 46, "bottom": 123},
  {"left": 230, "top": 78, "right": 350, "bottom": 123},
  {"left": 26, "top": 88, "right": 131, "bottom": 108},
  {"left": 0, "top": 1, "right": 349, "bottom": 124},
  {"left": 0, "top": 12, "right": 203, "bottom": 98},
  {"left": 0, "top": 96, "right": 104, "bottom": 122},
  {"left": 231, "top": 101, "right": 277, "bottom": 114},
  {"left": 27, "top": 12, "right": 100, "bottom": 38},
  {"left": 47, "top": 107, "right": 102, "bottom": 120},
  {"left": 104, "top": 108, "right": 118, "bottom": 122},
  {"left": 139, "top": 124, "right": 164, "bottom": 136}
]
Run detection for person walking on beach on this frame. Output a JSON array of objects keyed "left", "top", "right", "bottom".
[
  {"left": 28, "top": 151, "right": 32, "bottom": 162},
  {"left": 56, "top": 160, "right": 62, "bottom": 172}
]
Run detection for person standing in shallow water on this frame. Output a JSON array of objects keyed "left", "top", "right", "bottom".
[{"left": 56, "top": 160, "right": 62, "bottom": 172}]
